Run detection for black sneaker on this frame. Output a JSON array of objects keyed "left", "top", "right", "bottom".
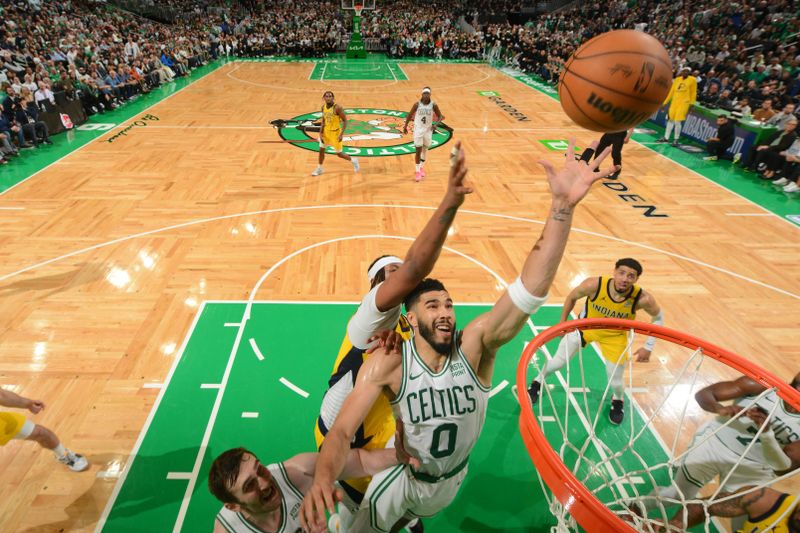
[
  {"left": 408, "top": 518, "right": 424, "bottom": 533},
  {"left": 609, "top": 399, "right": 624, "bottom": 425},
  {"left": 655, "top": 138, "right": 668, "bottom": 143},
  {"left": 527, "top": 380, "right": 541, "bottom": 405}
]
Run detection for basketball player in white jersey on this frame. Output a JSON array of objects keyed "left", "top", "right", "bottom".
[
  {"left": 402, "top": 87, "right": 445, "bottom": 182},
  {"left": 527, "top": 258, "right": 663, "bottom": 424},
  {"left": 639, "top": 373, "right": 800, "bottom": 529},
  {"left": 300, "top": 140, "right": 617, "bottom": 533},
  {"left": 314, "top": 142, "right": 470, "bottom": 533},
  {"left": 208, "top": 439, "right": 417, "bottom": 533}
]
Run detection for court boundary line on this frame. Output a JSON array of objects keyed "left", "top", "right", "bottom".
[
  {"left": 1, "top": 204, "right": 796, "bottom": 300},
  {"left": 0, "top": 61, "right": 222, "bottom": 198},
  {"left": 494, "top": 65, "right": 798, "bottom": 230},
  {"left": 94, "top": 302, "right": 207, "bottom": 532}
]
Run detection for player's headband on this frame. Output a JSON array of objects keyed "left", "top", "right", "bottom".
[
  {"left": 368, "top": 256, "right": 403, "bottom": 282},
  {"left": 422, "top": 88, "right": 431, "bottom": 94}
]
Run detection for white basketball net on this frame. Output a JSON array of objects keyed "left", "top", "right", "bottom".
[
  {"left": 353, "top": 4, "right": 363, "bottom": 16},
  {"left": 520, "top": 324, "right": 799, "bottom": 532}
]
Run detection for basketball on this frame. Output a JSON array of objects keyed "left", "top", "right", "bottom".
[{"left": 558, "top": 30, "right": 673, "bottom": 132}]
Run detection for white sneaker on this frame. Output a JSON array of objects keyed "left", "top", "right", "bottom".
[
  {"left": 59, "top": 451, "right": 89, "bottom": 472},
  {"left": 352, "top": 157, "right": 360, "bottom": 172},
  {"left": 703, "top": 155, "right": 717, "bottom": 161},
  {"left": 784, "top": 182, "right": 800, "bottom": 192},
  {"left": 773, "top": 178, "right": 789, "bottom": 186},
  {"left": 311, "top": 167, "right": 323, "bottom": 176}
]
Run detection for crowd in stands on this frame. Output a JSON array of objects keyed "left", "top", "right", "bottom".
[{"left": 1, "top": 0, "right": 799, "bottom": 192}]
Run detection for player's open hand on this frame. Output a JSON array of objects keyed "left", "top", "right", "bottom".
[
  {"left": 745, "top": 406, "right": 770, "bottom": 429},
  {"left": 716, "top": 404, "right": 744, "bottom": 418},
  {"left": 300, "top": 479, "right": 342, "bottom": 533},
  {"left": 394, "top": 419, "right": 421, "bottom": 469},
  {"left": 26, "top": 399, "right": 45, "bottom": 414},
  {"left": 539, "top": 138, "right": 615, "bottom": 207},
  {"left": 366, "top": 329, "right": 404, "bottom": 355},
  {"left": 447, "top": 141, "right": 472, "bottom": 205}
]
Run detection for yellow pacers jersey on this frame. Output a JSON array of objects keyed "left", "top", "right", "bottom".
[
  {"left": 314, "top": 314, "right": 412, "bottom": 502},
  {"left": 739, "top": 493, "right": 798, "bottom": 533},
  {"left": 322, "top": 103, "right": 342, "bottom": 132},
  {"left": 664, "top": 75, "right": 697, "bottom": 121},
  {"left": 581, "top": 276, "right": 642, "bottom": 364}
]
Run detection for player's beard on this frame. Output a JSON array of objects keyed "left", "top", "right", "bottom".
[{"left": 418, "top": 320, "right": 454, "bottom": 356}]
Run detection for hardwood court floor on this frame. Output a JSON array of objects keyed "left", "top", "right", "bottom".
[{"left": 0, "top": 60, "right": 798, "bottom": 532}]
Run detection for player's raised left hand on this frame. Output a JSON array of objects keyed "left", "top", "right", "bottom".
[{"left": 538, "top": 138, "right": 615, "bottom": 207}]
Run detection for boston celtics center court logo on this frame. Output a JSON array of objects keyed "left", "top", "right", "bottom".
[{"left": 277, "top": 108, "right": 452, "bottom": 157}]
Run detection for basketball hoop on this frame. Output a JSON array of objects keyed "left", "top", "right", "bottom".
[
  {"left": 353, "top": 3, "right": 363, "bottom": 16},
  {"left": 516, "top": 318, "right": 800, "bottom": 533}
]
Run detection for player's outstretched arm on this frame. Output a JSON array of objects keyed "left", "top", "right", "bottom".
[
  {"left": 285, "top": 447, "right": 399, "bottom": 496},
  {"left": 667, "top": 486, "right": 777, "bottom": 530},
  {"left": 633, "top": 291, "right": 663, "bottom": 362},
  {"left": 0, "top": 388, "right": 44, "bottom": 413},
  {"left": 300, "top": 345, "right": 401, "bottom": 532},
  {"left": 461, "top": 140, "right": 614, "bottom": 364},
  {"left": 695, "top": 376, "right": 766, "bottom": 416},
  {"left": 373, "top": 141, "right": 472, "bottom": 312},
  {"left": 559, "top": 277, "right": 598, "bottom": 323}
]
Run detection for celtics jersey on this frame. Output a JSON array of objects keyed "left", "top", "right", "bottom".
[
  {"left": 582, "top": 276, "right": 641, "bottom": 321},
  {"left": 322, "top": 103, "right": 342, "bottom": 132},
  {"left": 709, "top": 390, "right": 800, "bottom": 463},
  {"left": 391, "top": 331, "right": 490, "bottom": 478},
  {"left": 215, "top": 463, "right": 303, "bottom": 533},
  {"left": 414, "top": 100, "right": 435, "bottom": 134},
  {"left": 740, "top": 493, "right": 798, "bottom": 533}
]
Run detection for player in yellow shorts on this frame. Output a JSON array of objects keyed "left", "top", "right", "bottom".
[
  {"left": 314, "top": 143, "right": 471, "bottom": 532},
  {"left": 527, "top": 258, "right": 663, "bottom": 424},
  {"left": 311, "top": 91, "right": 360, "bottom": 176},
  {"left": 659, "top": 66, "right": 697, "bottom": 146},
  {"left": 659, "top": 484, "right": 800, "bottom": 532},
  {"left": 1, "top": 387, "right": 88, "bottom": 471}
]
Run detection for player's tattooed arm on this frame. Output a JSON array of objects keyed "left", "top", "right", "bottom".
[
  {"left": 707, "top": 487, "right": 766, "bottom": 517},
  {"left": 551, "top": 205, "right": 573, "bottom": 222}
]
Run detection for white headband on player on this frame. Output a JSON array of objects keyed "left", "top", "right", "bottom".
[
  {"left": 368, "top": 256, "right": 403, "bottom": 282},
  {"left": 422, "top": 88, "right": 431, "bottom": 94}
]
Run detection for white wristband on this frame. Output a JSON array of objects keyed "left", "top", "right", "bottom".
[
  {"left": 507, "top": 277, "right": 548, "bottom": 315},
  {"left": 644, "top": 311, "right": 664, "bottom": 351},
  {"left": 760, "top": 429, "right": 792, "bottom": 471}
]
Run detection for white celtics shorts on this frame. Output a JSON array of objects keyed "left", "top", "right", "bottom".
[
  {"left": 413, "top": 131, "right": 432, "bottom": 148},
  {"left": 357, "top": 463, "right": 466, "bottom": 532},
  {"left": 680, "top": 426, "right": 774, "bottom": 493}
]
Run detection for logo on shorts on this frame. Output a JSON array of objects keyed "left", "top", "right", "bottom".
[{"left": 277, "top": 108, "right": 452, "bottom": 157}]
